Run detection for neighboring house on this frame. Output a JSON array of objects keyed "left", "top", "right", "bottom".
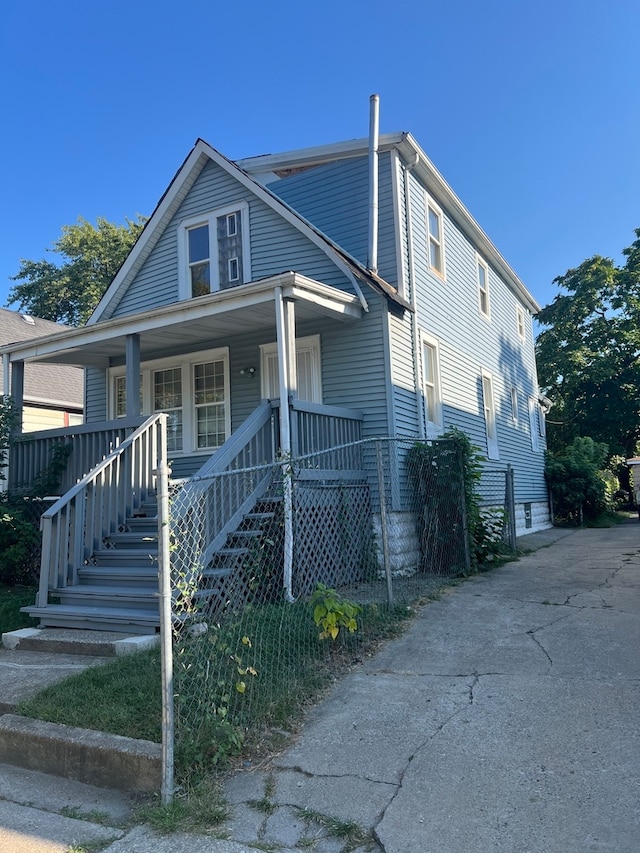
[
  {"left": 1, "top": 123, "right": 550, "bottom": 632},
  {"left": 0, "top": 309, "right": 83, "bottom": 433}
]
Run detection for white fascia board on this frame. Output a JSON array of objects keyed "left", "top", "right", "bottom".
[
  {"left": 89, "top": 144, "right": 211, "bottom": 324},
  {"left": 396, "top": 134, "right": 540, "bottom": 315},
  {"left": 240, "top": 131, "right": 540, "bottom": 315},
  {"left": 0, "top": 273, "right": 361, "bottom": 363},
  {"left": 236, "top": 134, "right": 405, "bottom": 173}
]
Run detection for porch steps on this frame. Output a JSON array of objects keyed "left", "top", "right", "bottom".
[{"left": 23, "top": 507, "right": 162, "bottom": 635}]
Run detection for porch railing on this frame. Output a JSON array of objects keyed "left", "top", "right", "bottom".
[
  {"left": 174, "top": 399, "right": 364, "bottom": 567},
  {"left": 9, "top": 417, "right": 146, "bottom": 495},
  {"left": 175, "top": 401, "right": 280, "bottom": 567},
  {"left": 36, "top": 414, "right": 166, "bottom": 607}
]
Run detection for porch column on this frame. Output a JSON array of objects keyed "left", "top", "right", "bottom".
[
  {"left": 125, "top": 334, "right": 141, "bottom": 417},
  {"left": 275, "top": 287, "right": 296, "bottom": 602}
]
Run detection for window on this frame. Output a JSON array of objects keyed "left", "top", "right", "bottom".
[
  {"left": 510, "top": 386, "right": 519, "bottom": 425},
  {"left": 517, "top": 307, "right": 526, "bottom": 342},
  {"left": 260, "top": 335, "right": 322, "bottom": 403},
  {"left": 178, "top": 203, "right": 250, "bottom": 299},
  {"left": 110, "top": 348, "right": 229, "bottom": 454},
  {"left": 538, "top": 402, "right": 546, "bottom": 440},
  {"left": 426, "top": 199, "right": 445, "bottom": 276},
  {"left": 481, "top": 371, "right": 499, "bottom": 459},
  {"left": 477, "top": 256, "right": 490, "bottom": 319},
  {"left": 421, "top": 334, "right": 443, "bottom": 435}
]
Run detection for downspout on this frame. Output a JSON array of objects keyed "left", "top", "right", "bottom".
[
  {"left": 368, "top": 94, "right": 380, "bottom": 274},
  {"left": 403, "top": 152, "right": 424, "bottom": 437}
]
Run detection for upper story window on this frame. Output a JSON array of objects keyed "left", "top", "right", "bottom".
[
  {"left": 517, "top": 306, "right": 526, "bottom": 342},
  {"left": 426, "top": 198, "right": 445, "bottom": 277},
  {"left": 178, "top": 202, "right": 250, "bottom": 299},
  {"left": 477, "top": 256, "right": 490, "bottom": 319},
  {"left": 510, "top": 386, "right": 519, "bottom": 425}
]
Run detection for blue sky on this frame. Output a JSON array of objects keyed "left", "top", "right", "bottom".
[{"left": 1, "top": 0, "right": 638, "bottom": 316}]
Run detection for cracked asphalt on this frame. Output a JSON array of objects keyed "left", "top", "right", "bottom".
[{"left": 2, "top": 522, "right": 639, "bottom": 852}]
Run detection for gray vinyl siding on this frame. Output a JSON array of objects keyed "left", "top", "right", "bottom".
[
  {"left": 111, "top": 160, "right": 355, "bottom": 319},
  {"left": 85, "top": 367, "right": 107, "bottom": 422},
  {"left": 267, "top": 153, "right": 399, "bottom": 285},
  {"left": 404, "top": 168, "right": 546, "bottom": 503}
]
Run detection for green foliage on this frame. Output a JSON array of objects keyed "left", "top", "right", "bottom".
[
  {"left": 0, "top": 583, "right": 38, "bottom": 632},
  {"left": 536, "top": 229, "right": 640, "bottom": 459},
  {"left": 545, "top": 436, "right": 611, "bottom": 524},
  {"left": 8, "top": 215, "right": 146, "bottom": 326},
  {"left": 0, "top": 396, "right": 18, "bottom": 480},
  {"left": 0, "top": 503, "right": 41, "bottom": 585},
  {"left": 309, "top": 583, "right": 361, "bottom": 641}
]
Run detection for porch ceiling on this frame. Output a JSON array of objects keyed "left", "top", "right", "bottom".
[{"left": 0, "top": 273, "right": 363, "bottom": 368}]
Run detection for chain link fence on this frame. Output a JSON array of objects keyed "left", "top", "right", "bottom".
[{"left": 161, "top": 437, "right": 516, "bottom": 790}]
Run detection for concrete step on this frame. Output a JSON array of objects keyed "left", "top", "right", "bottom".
[
  {"left": 0, "top": 714, "right": 160, "bottom": 792},
  {"left": 1, "top": 627, "right": 158, "bottom": 658}
]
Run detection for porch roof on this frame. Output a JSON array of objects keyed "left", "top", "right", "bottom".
[{"left": 0, "top": 273, "right": 363, "bottom": 369}]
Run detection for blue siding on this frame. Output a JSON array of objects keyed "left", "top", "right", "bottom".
[
  {"left": 404, "top": 168, "right": 546, "bottom": 502},
  {"left": 111, "top": 160, "right": 356, "bottom": 319},
  {"left": 267, "top": 153, "right": 399, "bottom": 285}
]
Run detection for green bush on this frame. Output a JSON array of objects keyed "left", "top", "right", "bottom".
[
  {"left": 0, "top": 500, "right": 41, "bottom": 585},
  {"left": 545, "top": 437, "right": 611, "bottom": 524}
]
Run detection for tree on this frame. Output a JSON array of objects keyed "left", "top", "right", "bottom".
[
  {"left": 535, "top": 229, "right": 640, "bottom": 460},
  {"left": 7, "top": 215, "right": 146, "bottom": 326}
]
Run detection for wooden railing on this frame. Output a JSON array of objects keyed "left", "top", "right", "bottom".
[
  {"left": 175, "top": 401, "right": 280, "bottom": 566},
  {"left": 290, "top": 399, "right": 363, "bottom": 456},
  {"left": 36, "top": 414, "right": 166, "bottom": 606},
  {"left": 173, "top": 399, "right": 364, "bottom": 567},
  {"left": 9, "top": 417, "right": 146, "bottom": 495}
]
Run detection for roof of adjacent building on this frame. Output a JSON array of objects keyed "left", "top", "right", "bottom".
[{"left": 0, "top": 309, "right": 84, "bottom": 409}]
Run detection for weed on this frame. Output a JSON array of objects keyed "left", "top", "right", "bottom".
[
  {"left": 135, "top": 777, "right": 228, "bottom": 834},
  {"left": 60, "top": 806, "right": 111, "bottom": 825}
]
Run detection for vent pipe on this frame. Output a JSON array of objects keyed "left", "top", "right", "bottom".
[{"left": 368, "top": 93, "right": 380, "bottom": 274}]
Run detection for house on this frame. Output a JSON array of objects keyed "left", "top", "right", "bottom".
[
  {"left": 1, "top": 105, "right": 550, "bottom": 632},
  {"left": 0, "top": 309, "right": 83, "bottom": 433}
]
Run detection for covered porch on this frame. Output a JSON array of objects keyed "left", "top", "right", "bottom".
[{"left": 1, "top": 273, "right": 369, "bottom": 632}]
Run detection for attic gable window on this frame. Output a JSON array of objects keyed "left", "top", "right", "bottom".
[
  {"left": 426, "top": 198, "right": 445, "bottom": 277},
  {"left": 178, "top": 202, "right": 251, "bottom": 299}
]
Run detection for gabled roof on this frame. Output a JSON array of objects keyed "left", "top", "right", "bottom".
[
  {"left": 238, "top": 133, "right": 541, "bottom": 315},
  {"left": 0, "top": 309, "right": 83, "bottom": 409},
  {"left": 90, "top": 139, "right": 410, "bottom": 325}
]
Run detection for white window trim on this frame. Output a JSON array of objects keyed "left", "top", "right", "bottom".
[
  {"left": 510, "top": 385, "right": 519, "bottom": 426},
  {"left": 425, "top": 195, "right": 446, "bottom": 279},
  {"left": 481, "top": 369, "right": 499, "bottom": 460},
  {"left": 108, "top": 347, "right": 230, "bottom": 455},
  {"left": 420, "top": 331, "right": 443, "bottom": 437},
  {"left": 177, "top": 202, "right": 251, "bottom": 300},
  {"left": 476, "top": 254, "right": 491, "bottom": 320},
  {"left": 528, "top": 396, "right": 540, "bottom": 452},
  {"left": 259, "top": 334, "right": 322, "bottom": 403},
  {"left": 517, "top": 306, "right": 526, "bottom": 342}
]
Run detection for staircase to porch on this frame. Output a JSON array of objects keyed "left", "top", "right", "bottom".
[{"left": 19, "top": 399, "right": 363, "bottom": 633}]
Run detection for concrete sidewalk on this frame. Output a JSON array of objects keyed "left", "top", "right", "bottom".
[{"left": 1, "top": 522, "right": 639, "bottom": 851}]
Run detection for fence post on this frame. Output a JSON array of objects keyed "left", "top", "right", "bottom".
[
  {"left": 505, "top": 464, "right": 517, "bottom": 550},
  {"left": 155, "top": 418, "right": 174, "bottom": 806},
  {"left": 375, "top": 441, "right": 393, "bottom": 605}
]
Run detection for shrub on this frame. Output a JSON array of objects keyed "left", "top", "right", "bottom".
[
  {"left": 545, "top": 437, "right": 611, "bottom": 524},
  {"left": 0, "top": 500, "right": 41, "bottom": 585}
]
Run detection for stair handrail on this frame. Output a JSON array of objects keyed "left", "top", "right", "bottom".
[
  {"left": 37, "top": 413, "right": 167, "bottom": 607},
  {"left": 173, "top": 401, "right": 279, "bottom": 571}
]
